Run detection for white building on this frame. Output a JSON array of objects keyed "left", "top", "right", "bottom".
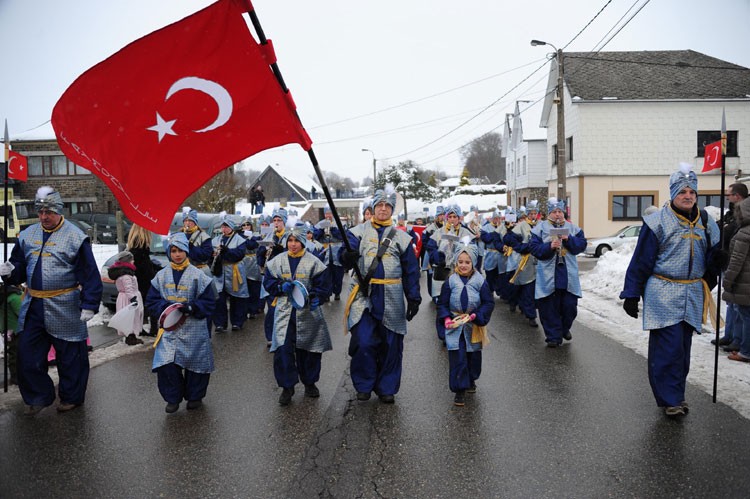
[
  {"left": 538, "top": 50, "right": 750, "bottom": 237},
  {"left": 504, "top": 100, "right": 548, "bottom": 210}
]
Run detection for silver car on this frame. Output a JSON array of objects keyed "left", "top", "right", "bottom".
[{"left": 584, "top": 225, "right": 641, "bottom": 257}]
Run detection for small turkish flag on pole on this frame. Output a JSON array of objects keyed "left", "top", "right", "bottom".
[
  {"left": 7, "top": 151, "right": 28, "bottom": 181},
  {"left": 51, "top": 0, "right": 312, "bottom": 234},
  {"left": 701, "top": 140, "right": 722, "bottom": 173}
]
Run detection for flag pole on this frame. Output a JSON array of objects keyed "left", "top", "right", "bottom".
[
  {"left": 3, "top": 119, "right": 9, "bottom": 392},
  {"left": 712, "top": 108, "right": 727, "bottom": 403},
  {"left": 243, "top": 2, "right": 367, "bottom": 289}
]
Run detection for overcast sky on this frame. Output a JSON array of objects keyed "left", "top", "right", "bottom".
[{"left": 1, "top": 0, "right": 749, "bottom": 183}]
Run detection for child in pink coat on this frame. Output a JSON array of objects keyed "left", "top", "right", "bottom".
[{"left": 107, "top": 251, "right": 144, "bottom": 345}]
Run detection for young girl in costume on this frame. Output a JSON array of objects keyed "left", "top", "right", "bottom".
[
  {"left": 263, "top": 226, "right": 332, "bottom": 406},
  {"left": 436, "top": 244, "right": 495, "bottom": 406}
]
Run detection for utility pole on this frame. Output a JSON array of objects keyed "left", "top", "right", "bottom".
[{"left": 531, "top": 40, "right": 566, "bottom": 203}]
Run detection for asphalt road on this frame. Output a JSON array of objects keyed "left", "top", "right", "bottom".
[{"left": 2, "top": 271, "right": 750, "bottom": 498}]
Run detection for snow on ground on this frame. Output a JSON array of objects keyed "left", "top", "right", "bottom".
[
  {"left": 577, "top": 244, "right": 750, "bottom": 420},
  {"left": 3, "top": 240, "right": 750, "bottom": 421}
]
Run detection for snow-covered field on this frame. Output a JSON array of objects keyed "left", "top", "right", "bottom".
[{"left": 3, "top": 241, "right": 750, "bottom": 420}]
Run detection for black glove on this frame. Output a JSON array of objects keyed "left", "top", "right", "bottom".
[
  {"left": 341, "top": 249, "right": 360, "bottom": 268},
  {"left": 129, "top": 295, "right": 138, "bottom": 305},
  {"left": 182, "top": 304, "right": 194, "bottom": 316},
  {"left": 436, "top": 252, "right": 446, "bottom": 267},
  {"left": 406, "top": 300, "right": 420, "bottom": 321},
  {"left": 219, "top": 245, "right": 228, "bottom": 255},
  {"left": 710, "top": 249, "right": 729, "bottom": 271},
  {"left": 623, "top": 297, "right": 639, "bottom": 319}
]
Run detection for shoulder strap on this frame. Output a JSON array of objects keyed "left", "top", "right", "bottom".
[
  {"left": 361, "top": 226, "right": 397, "bottom": 293},
  {"left": 700, "top": 209, "right": 710, "bottom": 248}
]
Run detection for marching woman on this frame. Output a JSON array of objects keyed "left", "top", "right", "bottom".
[
  {"left": 263, "top": 227, "right": 332, "bottom": 406},
  {"left": 146, "top": 233, "right": 216, "bottom": 413},
  {"left": 502, "top": 206, "right": 539, "bottom": 327},
  {"left": 436, "top": 245, "right": 494, "bottom": 406},
  {"left": 258, "top": 208, "right": 290, "bottom": 347}
]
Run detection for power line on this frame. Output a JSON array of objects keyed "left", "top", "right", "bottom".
[
  {"left": 308, "top": 58, "right": 548, "bottom": 130},
  {"left": 562, "top": 0, "right": 614, "bottom": 50}
]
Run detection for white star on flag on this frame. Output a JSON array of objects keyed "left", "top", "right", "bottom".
[{"left": 147, "top": 113, "right": 177, "bottom": 142}]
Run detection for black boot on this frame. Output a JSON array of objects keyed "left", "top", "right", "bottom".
[{"left": 279, "top": 387, "right": 294, "bottom": 406}]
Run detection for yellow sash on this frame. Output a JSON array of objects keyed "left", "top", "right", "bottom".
[
  {"left": 509, "top": 254, "right": 531, "bottom": 284},
  {"left": 343, "top": 278, "right": 402, "bottom": 332},
  {"left": 27, "top": 286, "right": 78, "bottom": 298},
  {"left": 653, "top": 274, "right": 724, "bottom": 330}
]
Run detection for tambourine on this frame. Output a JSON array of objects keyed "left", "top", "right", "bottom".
[
  {"left": 289, "top": 280, "right": 309, "bottom": 310},
  {"left": 159, "top": 303, "right": 187, "bottom": 331},
  {"left": 451, "top": 313, "right": 473, "bottom": 327}
]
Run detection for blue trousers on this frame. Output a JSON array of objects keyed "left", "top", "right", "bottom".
[
  {"left": 264, "top": 297, "right": 276, "bottom": 342},
  {"left": 516, "top": 281, "right": 536, "bottom": 319},
  {"left": 536, "top": 289, "right": 578, "bottom": 345},
  {"left": 648, "top": 322, "right": 693, "bottom": 407},
  {"left": 734, "top": 305, "right": 750, "bottom": 358},
  {"left": 484, "top": 268, "right": 499, "bottom": 296},
  {"left": 349, "top": 312, "right": 403, "bottom": 396},
  {"left": 246, "top": 279, "right": 263, "bottom": 315},
  {"left": 213, "top": 290, "right": 247, "bottom": 329},
  {"left": 17, "top": 319, "right": 89, "bottom": 407},
  {"left": 330, "top": 265, "right": 345, "bottom": 297},
  {"left": 497, "top": 272, "right": 512, "bottom": 301},
  {"left": 155, "top": 363, "right": 210, "bottom": 404},
  {"left": 448, "top": 335, "right": 482, "bottom": 392},
  {"left": 273, "top": 320, "right": 322, "bottom": 388},
  {"left": 507, "top": 279, "right": 520, "bottom": 307}
]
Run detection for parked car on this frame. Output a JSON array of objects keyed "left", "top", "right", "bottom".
[
  {"left": 70, "top": 213, "right": 131, "bottom": 244},
  {"left": 100, "top": 233, "right": 168, "bottom": 311},
  {"left": 584, "top": 225, "right": 642, "bottom": 257},
  {"left": 169, "top": 211, "right": 218, "bottom": 235},
  {"left": 66, "top": 218, "right": 95, "bottom": 240}
]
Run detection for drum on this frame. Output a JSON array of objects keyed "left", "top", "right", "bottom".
[
  {"left": 289, "top": 280, "right": 309, "bottom": 310},
  {"left": 159, "top": 303, "right": 187, "bottom": 331}
]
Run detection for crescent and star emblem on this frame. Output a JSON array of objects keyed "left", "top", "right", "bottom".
[
  {"left": 147, "top": 76, "right": 234, "bottom": 142},
  {"left": 705, "top": 143, "right": 720, "bottom": 168},
  {"left": 7, "top": 155, "right": 17, "bottom": 175}
]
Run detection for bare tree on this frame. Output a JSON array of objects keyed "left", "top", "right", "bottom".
[
  {"left": 460, "top": 132, "right": 504, "bottom": 182},
  {"left": 183, "top": 165, "right": 246, "bottom": 213}
]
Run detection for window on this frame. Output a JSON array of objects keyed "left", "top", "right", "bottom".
[
  {"left": 26, "top": 155, "right": 92, "bottom": 176},
  {"left": 612, "top": 194, "right": 654, "bottom": 221},
  {"left": 522, "top": 156, "right": 527, "bottom": 175},
  {"left": 552, "top": 137, "right": 573, "bottom": 165},
  {"left": 697, "top": 130, "right": 738, "bottom": 157},
  {"left": 697, "top": 194, "right": 722, "bottom": 210}
]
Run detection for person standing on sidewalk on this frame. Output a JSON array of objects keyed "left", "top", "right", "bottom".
[
  {"left": 127, "top": 225, "right": 159, "bottom": 337},
  {"left": 714, "top": 183, "right": 749, "bottom": 351},
  {"left": 723, "top": 194, "right": 750, "bottom": 364},
  {"left": 0, "top": 186, "right": 102, "bottom": 416},
  {"left": 620, "top": 164, "right": 723, "bottom": 418}
]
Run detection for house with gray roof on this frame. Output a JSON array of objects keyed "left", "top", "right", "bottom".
[{"left": 538, "top": 49, "right": 750, "bottom": 237}]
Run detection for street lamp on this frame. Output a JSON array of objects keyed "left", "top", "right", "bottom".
[
  {"left": 531, "top": 39, "right": 566, "bottom": 203},
  {"left": 361, "top": 148, "right": 377, "bottom": 185}
]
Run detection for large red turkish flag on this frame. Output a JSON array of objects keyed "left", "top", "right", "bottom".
[
  {"left": 7, "top": 150, "right": 28, "bottom": 181},
  {"left": 701, "top": 140, "right": 722, "bottom": 173},
  {"left": 52, "top": 0, "right": 312, "bottom": 234}
]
